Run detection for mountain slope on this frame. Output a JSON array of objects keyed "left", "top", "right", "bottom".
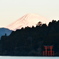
[
  {"left": 6, "top": 13, "right": 50, "bottom": 31},
  {"left": 0, "top": 28, "right": 12, "bottom": 37}
]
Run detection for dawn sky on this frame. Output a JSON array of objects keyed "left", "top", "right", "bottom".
[{"left": 0, "top": 0, "right": 59, "bottom": 27}]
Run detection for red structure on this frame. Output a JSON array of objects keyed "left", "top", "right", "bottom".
[{"left": 43, "top": 46, "right": 54, "bottom": 56}]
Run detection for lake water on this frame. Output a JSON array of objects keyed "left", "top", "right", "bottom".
[{"left": 0, "top": 56, "right": 59, "bottom": 59}]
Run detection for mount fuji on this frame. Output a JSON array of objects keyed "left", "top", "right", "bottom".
[{"left": 6, "top": 13, "right": 50, "bottom": 31}]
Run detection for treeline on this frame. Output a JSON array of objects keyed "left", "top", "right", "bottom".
[{"left": 0, "top": 20, "right": 59, "bottom": 56}]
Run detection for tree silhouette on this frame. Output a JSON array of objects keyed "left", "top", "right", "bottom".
[{"left": 0, "top": 20, "right": 59, "bottom": 56}]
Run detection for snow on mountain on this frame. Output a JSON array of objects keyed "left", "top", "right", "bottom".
[{"left": 6, "top": 13, "right": 50, "bottom": 31}]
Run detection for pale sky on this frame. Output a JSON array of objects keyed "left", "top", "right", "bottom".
[{"left": 0, "top": 0, "right": 59, "bottom": 27}]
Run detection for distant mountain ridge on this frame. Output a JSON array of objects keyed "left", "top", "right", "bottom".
[
  {"left": 0, "top": 28, "right": 12, "bottom": 37},
  {"left": 0, "top": 13, "right": 49, "bottom": 37}
]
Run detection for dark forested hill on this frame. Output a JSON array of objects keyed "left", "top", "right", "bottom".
[{"left": 0, "top": 20, "right": 59, "bottom": 56}]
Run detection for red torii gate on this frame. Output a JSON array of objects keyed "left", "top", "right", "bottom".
[{"left": 43, "top": 45, "right": 54, "bottom": 56}]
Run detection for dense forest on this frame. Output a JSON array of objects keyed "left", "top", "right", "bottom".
[{"left": 0, "top": 20, "right": 59, "bottom": 56}]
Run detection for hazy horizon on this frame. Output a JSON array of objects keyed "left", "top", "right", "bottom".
[{"left": 0, "top": 0, "right": 59, "bottom": 27}]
